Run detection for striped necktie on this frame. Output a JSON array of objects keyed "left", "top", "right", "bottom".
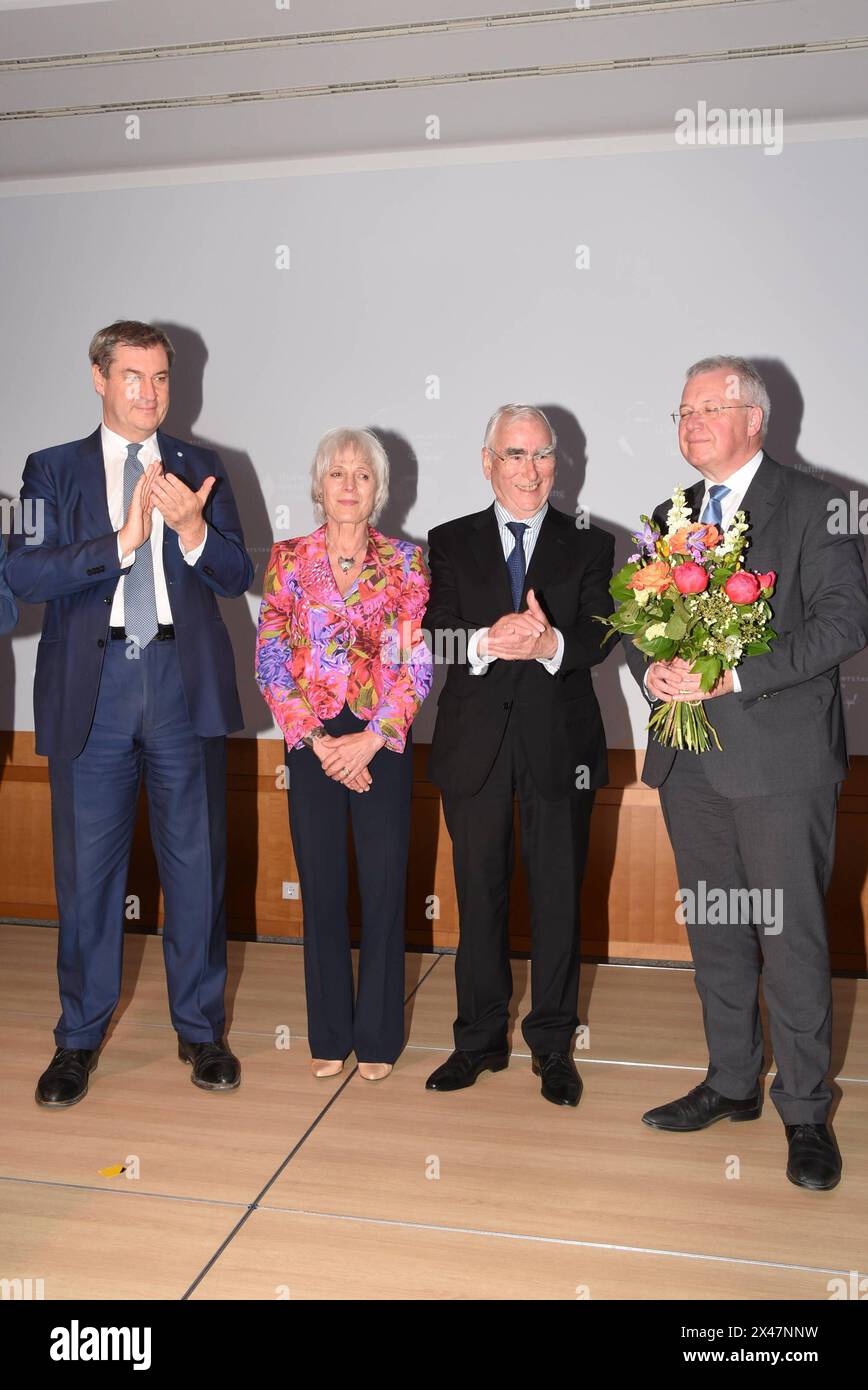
[{"left": 122, "top": 442, "right": 159, "bottom": 649}]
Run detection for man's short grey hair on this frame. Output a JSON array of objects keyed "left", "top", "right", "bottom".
[
  {"left": 483, "top": 404, "right": 557, "bottom": 452},
  {"left": 685, "top": 356, "right": 771, "bottom": 437},
  {"left": 310, "top": 427, "right": 390, "bottom": 526}
]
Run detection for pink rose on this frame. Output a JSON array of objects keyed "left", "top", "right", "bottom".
[
  {"left": 672, "top": 561, "right": 709, "bottom": 594},
  {"left": 755, "top": 571, "right": 776, "bottom": 593},
  {"left": 724, "top": 571, "right": 761, "bottom": 605}
]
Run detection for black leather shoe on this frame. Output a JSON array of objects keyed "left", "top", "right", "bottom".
[
  {"left": 531, "top": 1052, "right": 582, "bottom": 1107},
  {"left": 35, "top": 1047, "right": 98, "bottom": 1107},
  {"left": 425, "top": 1048, "right": 509, "bottom": 1091},
  {"left": 178, "top": 1037, "right": 240, "bottom": 1090},
  {"left": 642, "top": 1081, "right": 761, "bottom": 1131},
  {"left": 785, "top": 1123, "right": 841, "bottom": 1191}
]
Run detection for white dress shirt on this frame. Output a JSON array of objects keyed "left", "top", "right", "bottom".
[
  {"left": 101, "top": 423, "right": 206, "bottom": 627},
  {"left": 644, "top": 449, "right": 764, "bottom": 698},
  {"left": 467, "top": 498, "right": 565, "bottom": 676},
  {"left": 699, "top": 449, "right": 763, "bottom": 535}
]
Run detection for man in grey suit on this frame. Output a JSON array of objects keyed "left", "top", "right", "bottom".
[{"left": 624, "top": 356, "right": 868, "bottom": 1190}]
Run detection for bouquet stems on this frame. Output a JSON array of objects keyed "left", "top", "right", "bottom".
[{"left": 647, "top": 699, "right": 722, "bottom": 753}]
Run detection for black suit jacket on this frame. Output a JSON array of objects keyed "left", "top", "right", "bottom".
[
  {"left": 426, "top": 503, "right": 615, "bottom": 799},
  {"left": 623, "top": 453, "right": 868, "bottom": 796}
]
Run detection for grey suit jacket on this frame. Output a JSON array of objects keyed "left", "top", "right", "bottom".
[{"left": 623, "top": 453, "right": 868, "bottom": 797}]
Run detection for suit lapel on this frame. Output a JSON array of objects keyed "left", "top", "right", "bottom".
[
  {"left": 688, "top": 454, "right": 783, "bottom": 540},
  {"left": 687, "top": 479, "right": 706, "bottom": 523},
  {"left": 76, "top": 428, "right": 112, "bottom": 534},
  {"left": 737, "top": 453, "right": 784, "bottom": 542},
  {"left": 471, "top": 505, "right": 514, "bottom": 614},
  {"left": 523, "top": 506, "right": 572, "bottom": 602}
]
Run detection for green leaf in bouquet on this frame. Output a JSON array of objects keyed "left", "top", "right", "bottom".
[
  {"left": 664, "top": 614, "right": 687, "bottom": 640},
  {"left": 691, "top": 655, "right": 722, "bottom": 692},
  {"left": 610, "top": 564, "right": 640, "bottom": 601},
  {"left": 616, "top": 599, "right": 641, "bottom": 624},
  {"left": 744, "top": 641, "right": 771, "bottom": 655},
  {"left": 672, "top": 595, "right": 692, "bottom": 622},
  {"left": 636, "top": 635, "right": 679, "bottom": 661}
]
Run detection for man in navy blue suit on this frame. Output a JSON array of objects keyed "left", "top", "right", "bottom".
[
  {"left": 7, "top": 321, "right": 254, "bottom": 1106},
  {"left": 0, "top": 533, "right": 18, "bottom": 634}
]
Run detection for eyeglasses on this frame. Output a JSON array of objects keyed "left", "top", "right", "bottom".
[
  {"left": 487, "top": 445, "right": 556, "bottom": 470},
  {"left": 672, "top": 405, "right": 754, "bottom": 425}
]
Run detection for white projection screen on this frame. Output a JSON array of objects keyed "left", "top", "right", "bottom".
[{"left": 1, "top": 130, "right": 867, "bottom": 752}]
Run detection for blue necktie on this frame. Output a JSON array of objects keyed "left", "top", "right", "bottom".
[
  {"left": 505, "top": 521, "right": 528, "bottom": 611},
  {"left": 700, "top": 484, "right": 731, "bottom": 528},
  {"left": 122, "top": 442, "right": 159, "bottom": 649}
]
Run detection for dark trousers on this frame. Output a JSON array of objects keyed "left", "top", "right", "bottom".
[
  {"left": 48, "top": 639, "right": 228, "bottom": 1049},
  {"left": 659, "top": 750, "right": 839, "bottom": 1124},
  {"left": 441, "top": 715, "right": 595, "bottom": 1055},
  {"left": 286, "top": 704, "right": 412, "bottom": 1063}
]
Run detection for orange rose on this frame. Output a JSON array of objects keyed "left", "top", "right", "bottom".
[
  {"left": 626, "top": 559, "right": 673, "bottom": 595},
  {"left": 669, "top": 523, "right": 721, "bottom": 554}
]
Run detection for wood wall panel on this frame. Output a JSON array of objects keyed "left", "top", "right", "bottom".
[{"left": 1, "top": 733, "right": 865, "bottom": 971}]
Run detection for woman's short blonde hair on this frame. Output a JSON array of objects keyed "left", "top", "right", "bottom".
[{"left": 310, "top": 427, "right": 390, "bottom": 526}]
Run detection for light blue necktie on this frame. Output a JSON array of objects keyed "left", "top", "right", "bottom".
[
  {"left": 122, "top": 442, "right": 159, "bottom": 649},
  {"left": 700, "top": 483, "right": 731, "bottom": 528},
  {"left": 505, "top": 521, "right": 528, "bottom": 610}
]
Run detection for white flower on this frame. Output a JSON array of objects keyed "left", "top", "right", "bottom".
[
  {"left": 644, "top": 623, "right": 667, "bottom": 640},
  {"left": 724, "top": 636, "right": 743, "bottom": 662},
  {"left": 666, "top": 484, "right": 691, "bottom": 533},
  {"left": 714, "top": 510, "right": 749, "bottom": 556}
]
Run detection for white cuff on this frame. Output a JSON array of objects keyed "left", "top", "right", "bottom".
[
  {"left": 731, "top": 667, "right": 741, "bottom": 693},
  {"left": 117, "top": 535, "right": 135, "bottom": 568},
  {"left": 468, "top": 627, "right": 494, "bottom": 675},
  {"left": 180, "top": 525, "right": 208, "bottom": 566},
  {"left": 536, "top": 627, "right": 564, "bottom": 674}
]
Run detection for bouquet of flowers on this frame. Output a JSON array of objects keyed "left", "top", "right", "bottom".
[{"left": 598, "top": 485, "right": 777, "bottom": 752}]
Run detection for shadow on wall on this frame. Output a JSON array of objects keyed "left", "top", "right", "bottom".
[
  {"left": 155, "top": 322, "right": 273, "bottom": 739},
  {"left": 754, "top": 356, "right": 868, "bottom": 752}
]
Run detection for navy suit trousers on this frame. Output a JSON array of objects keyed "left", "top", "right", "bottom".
[{"left": 48, "top": 638, "right": 228, "bottom": 1048}]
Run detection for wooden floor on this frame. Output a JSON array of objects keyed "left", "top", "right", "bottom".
[{"left": 1, "top": 923, "right": 866, "bottom": 1301}]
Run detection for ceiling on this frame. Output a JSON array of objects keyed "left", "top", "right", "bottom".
[{"left": 1, "top": 0, "right": 867, "bottom": 184}]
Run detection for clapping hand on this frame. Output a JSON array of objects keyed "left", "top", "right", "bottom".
[
  {"left": 118, "top": 462, "right": 161, "bottom": 558},
  {"left": 150, "top": 471, "right": 215, "bottom": 552},
  {"left": 482, "top": 589, "right": 558, "bottom": 661}
]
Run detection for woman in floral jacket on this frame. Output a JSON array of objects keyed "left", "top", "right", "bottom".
[{"left": 256, "top": 428, "right": 432, "bottom": 1081}]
